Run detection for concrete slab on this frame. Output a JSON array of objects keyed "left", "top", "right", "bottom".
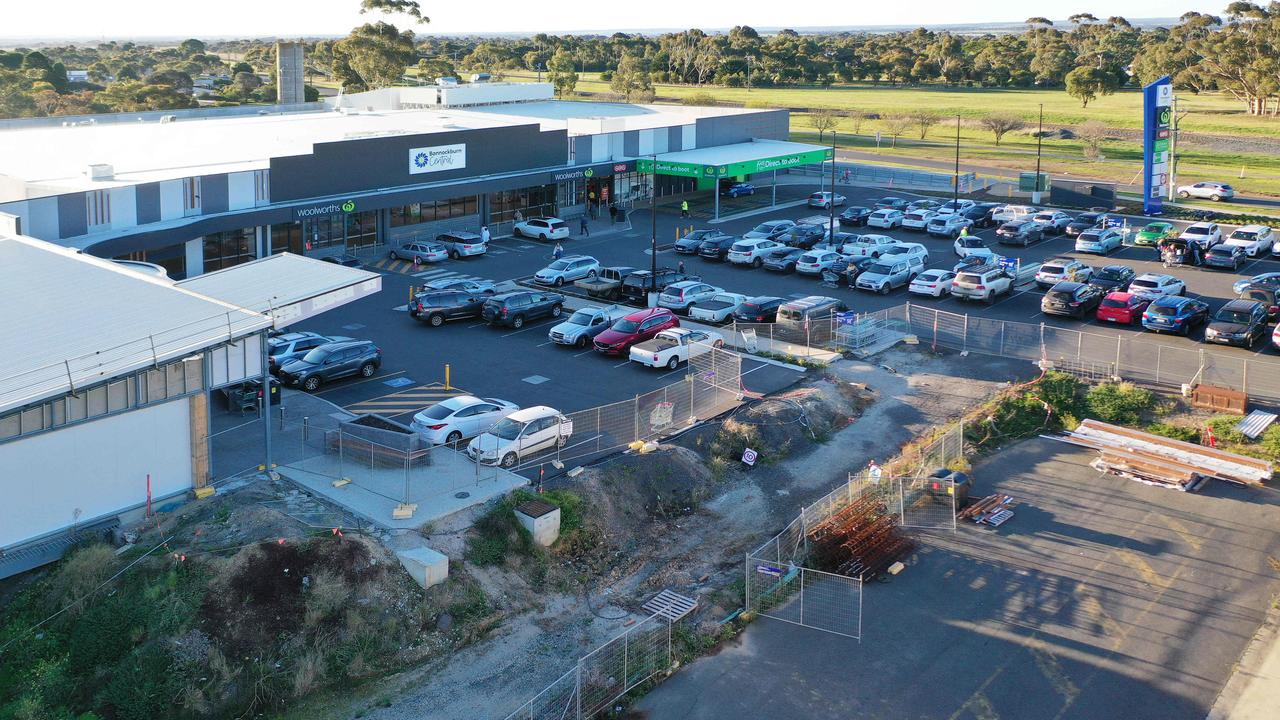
[
  {"left": 279, "top": 446, "right": 525, "bottom": 529},
  {"left": 396, "top": 545, "right": 449, "bottom": 589}
]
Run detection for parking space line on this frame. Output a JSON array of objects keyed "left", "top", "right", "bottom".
[
  {"left": 312, "top": 370, "right": 405, "bottom": 395},
  {"left": 573, "top": 348, "right": 597, "bottom": 357},
  {"left": 500, "top": 320, "right": 557, "bottom": 337},
  {"left": 612, "top": 360, "right": 633, "bottom": 368},
  {"left": 536, "top": 340, "right": 556, "bottom": 347}
]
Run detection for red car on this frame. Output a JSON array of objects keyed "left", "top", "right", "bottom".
[
  {"left": 1096, "top": 291, "right": 1151, "bottom": 325},
  {"left": 593, "top": 308, "right": 679, "bottom": 355}
]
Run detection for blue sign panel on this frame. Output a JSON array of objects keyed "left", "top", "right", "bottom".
[{"left": 1142, "top": 76, "right": 1174, "bottom": 215}]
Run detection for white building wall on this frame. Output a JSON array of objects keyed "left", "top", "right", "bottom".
[
  {"left": 109, "top": 186, "right": 137, "bottom": 230},
  {"left": 652, "top": 128, "right": 669, "bottom": 154},
  {"left": 638, "top": 129, "right": 655, "bottom": 156},
  {"left": 184, "top": 238, "right": 203, "bottom": 276},
  {"left": 158, "top": 179, "right": 184, "bottom": 221},
  {"left": 682, "top": 125, "right": 697, "bottom": 150},
  {"left": 608, "top": 132, "right": 624, "bottom": 160},
  {"left": 590, "top": 135, "right": 608, "bottom": 163},
  {"left": 0, "top": 200, "right": 30, "bottom": 236},
  {"left": 0, "top": 398, "right": 193, "bottom": 550},
  {"left": 25, "top": 197, "right": 59, "bottom": 239},
  {"left": 226, "top": 171, "right": 256, "bottom": 211}
]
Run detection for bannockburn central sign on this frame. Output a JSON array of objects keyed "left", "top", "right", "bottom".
[{"left": 408, "top": 143, "right": 467, "bottom": 175}]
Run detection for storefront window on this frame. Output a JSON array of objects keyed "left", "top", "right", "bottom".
[
  {"left": 489, "top": 184, "right": 558, "bottom": 224},
  {"left": 202, "top": 227, "right": 255, "bottom": 271},
  {"left": 390, "top": 196, "right": 479, "bottom": 228},
  {"left": 271, "top": 222, "right": 303, "bottom": 255}
]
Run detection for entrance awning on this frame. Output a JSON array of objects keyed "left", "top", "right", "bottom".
[{"left": 636, "top": 139, "right": 833, "bottom": 178}]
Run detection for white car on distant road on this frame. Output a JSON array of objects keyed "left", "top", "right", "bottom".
[
  {"left": 1176, "top": 181, "right": 1234, "bottom": 201},
  {"left": 411, "top": 395, "right": 520, "bottom": 446},
  {"left": 629, "top": 328, "right": 725, "bottom": 369},
  {"left": 514, "top": 217, "right": 571, "bottom": 241},
  {"left": 867, "top": 209, "right": 905, "bottom": 229},
  {"left": 1224, "top": 225, "right": 1275, "bottom": 257},
  {"left": 688, "top": 293, "right": 750, "bottom": 323}
]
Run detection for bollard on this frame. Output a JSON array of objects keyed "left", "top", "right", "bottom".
[{"left": 444, "top": 363, "right": 451, "bottom": 390}]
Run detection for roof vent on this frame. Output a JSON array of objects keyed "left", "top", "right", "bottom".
[{"left": 86, "top": 164, "right": 114, "bottom": 180}]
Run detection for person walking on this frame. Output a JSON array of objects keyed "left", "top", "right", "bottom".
[
  {"left": 680, "top": 199, "right": 689, "bottom": 218},
  {"left": 678, "top": 260, "right": 685, "bottom": 274},
  {"left": 579, "top": 216, "right": 589, "bottom": 236},
  {"left": 480, "top": 225, "right": 491, "bottom": 245},
  {"left": 587, "top": 190, "right": 596, "bottom": 218},
  {"left": 609, "top": 204, "right": 617, "bottom": 224},
  {"left": 959, "top": 225, "right": 969, "bottom": 238},
  {"left": 553, "top": 242, "right": 563, "bottom": 260},
  {"left": 513, "top": 209, "right": 524, "bottom": 224}
]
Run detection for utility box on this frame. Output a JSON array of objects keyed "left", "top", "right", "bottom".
[
  {"left": 396, "top": 546, "right": 449, "bottom": 589},
  {"left": 515, "top": 500, "right": 561, "bottom": 547}
]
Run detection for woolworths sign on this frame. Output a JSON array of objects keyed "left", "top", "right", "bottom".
[{"left": 637, "top": 147, "right": 832, "bottom": 178}]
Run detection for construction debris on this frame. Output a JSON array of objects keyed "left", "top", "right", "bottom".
[
  {"left": 1236, "top": 410, "right": 1278, "bottom": 440},
  {"left": 958, "top": 494, "right": 1016, "bottom": 526},
  {"left": 643, "top": 589, "right": 698, "bottom": 622},
  {"left": 1050, "top": 419, "right": 1273, "bottom": 489},
  {"left": 806, "top": 494, "right": 915, "bottom": 580}
]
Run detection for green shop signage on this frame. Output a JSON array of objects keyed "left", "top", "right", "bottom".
[
  {"left": 293, "top": 199, "right": 359, "bottom": 221},
  {"left": 637, "top": 147, "right": 833, "bottom": 179},
  {"left": 636, "top": 158, "right": 706, "bottom": 177}
]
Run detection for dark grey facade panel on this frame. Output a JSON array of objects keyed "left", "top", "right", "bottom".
[
  {"left": 199, "top": 174, "right": 228, "bottom": 214},
  {"left": 695, "top": 110, "right": 789, "bottom": 147},
  {"left": 668, "top": 126, "right": 683, "bottom": 152},
  {"left": 270, "top": 125, "right": 568, "bottom": 202},
  {"left": 135, "top": 183, "right": 160, "bottom": 225},
  {"left": 56, "top": 192, "right": 86, "bottom": 240},
  {"left": 623, "top": 130, "right": 639, "bottom": 157}
]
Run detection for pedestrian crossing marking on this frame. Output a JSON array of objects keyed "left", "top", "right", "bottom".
[{"left": 342, "top": 382, "right": 468, "bottom": 417}]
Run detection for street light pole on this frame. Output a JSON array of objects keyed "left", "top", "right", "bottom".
[
  {"left": 1033, "top": 103, "right": 1044, "bottom": 204},
  {"left": 746, "top": 55, "right": 753, "bottom": 92},
  {"left": 952, "top": 115, "right": 961, "bottom": 208},
  {"left": 649, "top": 153, "right": 658, "bottom": 306},
  {"left": 829, "top": 132, "right": 837, "bottom": 243}
]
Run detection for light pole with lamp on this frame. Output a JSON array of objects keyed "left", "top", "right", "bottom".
[
  {"left": 952, "top": 115, "right": 961, "bottom": 209},
  {"left": 648, "top": 153, "right": 659, "bottom": 307},
  {"left": 746, "top": 55, "right": 754, "bottom": 92},
  {"left": 1033, "top": 103, "right": 1044, "bottom": 204},
  {"left": 828, "top": 132, "right": 838, "bottom": 245}
]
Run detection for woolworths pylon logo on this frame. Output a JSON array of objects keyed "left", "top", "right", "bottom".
[{"left": 341, "top": 200, "right": 356, "bottom": 213}]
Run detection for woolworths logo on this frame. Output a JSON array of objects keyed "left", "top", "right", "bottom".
[
  {"left": 294, "top": 199, "right": 358, "bottom": 219},
  {"left": 341, "top": 200, "right": 356, "bottom": 213}
]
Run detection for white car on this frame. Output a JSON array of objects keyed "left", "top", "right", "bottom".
[
  {"left": 466, "top": 406, "right": 573, "bottom": 468},
  {"left": 390, "top": 241, "right": 449, "bottom": 263},
  {"left": 1035, "top": 258, "right": 1092, "bottom": 288},
  {"left": 1176, "top": 181, "right": 1234, "bottom": 201},
  {"left": 411, "top": 395, "right": 520, "bottom": 446},
  {"left": 533, "top": 255, "right": 600, "bottom": 286},
  {"left": 909, "top": 269, "right": 957, "bottom": 298},
  {"left": 437, "top": 230, "right": 488, "bottom": 257},
  {"left": 991, "top": 205, "right": 1038, "bottom": 224},
  {"left": 727, "top": 237, "right": 783, "bottom": 267},
  {"left": 1031, "top": 211, "right": 1073, "bottom": 235},
  {"left": 658, "top": 281, "right": 723, "bottom": 312},
  {"left": 1178, "top": 222, "right": 1222, "bottom": 248},
  {"left": 952, "top": 235, "right": 991, "bottom": 259},
  {"left": 743, "top": 219, "right": 795, "bottom": 240},
  {"left": 514, "top": 217, "right": 571, "bottom": 241},
  {"left": 901, "top": 210, "right": 938, "bottom": 231},
  {"left": 1128, "top": 273, "right": 1186, "bottom": 299},
  {"left": 1074, "top": 229, "right": 1123, "bottom": 255},
  {"left": 867, "top": 209, "right": 905, "bottom": 229},
  {"left": 1224, "top": 225, "right": 1275, "bottom": 257},
  {"left": 629, "top": 328, "right": 725, "bottom": 369},
  {"left": 795, "top": 250, "right": 846, "bottom": 275},
  {"left": 688, "top": 292, "right": 750, "bottom": 323},
  {"left": 808, "top": 192, "right": 846, "bottom": 209},
  {"left": 879, "top": 242, "right": 929, "bottom": 266},
  {"left": 841, "top": 234, "right": 900, "bottom": 258},
  {"left": 936, "top": 199, "right": 975, "bottom": 217}
]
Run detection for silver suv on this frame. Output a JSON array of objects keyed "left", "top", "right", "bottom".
[
  {"left": 951, "top": 264, "right": 1015, "bottom": 303},
  {"left": 533, "top": 256, "right": 600, "bottom": 286},
  {"left": 855, "top": 259, "right": 917, "bottom": 294}
]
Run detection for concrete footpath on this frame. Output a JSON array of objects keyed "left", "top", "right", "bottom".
[{"left": 1208, "top": 601, "right": 1280, "bottom": 720}]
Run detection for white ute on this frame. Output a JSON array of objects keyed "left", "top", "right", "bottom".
[{"left": 629, "top": 328, "right": 725, "bottom": 369}]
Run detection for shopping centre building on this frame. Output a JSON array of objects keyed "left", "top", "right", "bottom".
[{"left": 0, "top": 82, "right": 829, "bottom": 278}]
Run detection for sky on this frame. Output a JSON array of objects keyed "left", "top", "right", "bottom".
[{"left": 2, "top": 0, "right": 1230, "bottom": 39}]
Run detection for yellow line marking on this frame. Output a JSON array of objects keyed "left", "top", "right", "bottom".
[
  {"left": 1028, "top": 636, "right": 1079, "bottom": 705},
  {"left": 1159, "top": 515, "right": 1204, "bottom": 552},
  {"left": 1113, "top": 549, "right": 1172, "bottom": 590},
  {"left": 1071, "top": 585, "right": 1124, "bottom": 645},
  {"left": 948, "top": 668, "right": 1004, "bottom": 720}
]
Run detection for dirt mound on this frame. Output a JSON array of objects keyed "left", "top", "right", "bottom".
[{"left": 580, "top": 446, "right": 714, "bottom": 538}]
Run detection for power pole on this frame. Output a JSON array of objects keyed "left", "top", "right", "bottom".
[
  {"left": 829, "top": 132, "right": 838, "bottom": 243},
  {"left": 649, "top": 153, "right": 658, "bottom": 306},
  {"left": 952, "top": 115, "right": 961, "bottom": 207},
  {"left": 1033, "top": 103, "right": 1044, "bottom": 204}
]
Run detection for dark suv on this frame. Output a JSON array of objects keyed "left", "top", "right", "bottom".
[
  {"left": 1041, "top": 281, "right": 1103, "bottom": 319},
  {"left": 732, "top": 296, "right": 786, "bottom": 323},
  {"left": 481, "top": 291, "right": 564, "bottom": 328},
  {"left": 697, "top": 235, "right": 738, "bottom": 261},
  {"left": 618, "top": 269, "right": 698, "bottom": 305},
  {"left": 1205, "top": 299, "right": 1270, "bottom": 348},
  {"left": 675, "top": 229, "right": 729, "bottom": 255},
  {"left": 410, "top": 290, "right": 487, "bottom": 327},
  {"left": 779, "top": 224, "right": 827, "bottom": 250},
  {"left": 1238, "top": 284, "right": 1280, "bottom": 322},
  {"left": 277, "top": 340, "right": 382, "bottom": 392},
  {"left": 997, "top": 220, "right": 1044, "bottom": 246}
]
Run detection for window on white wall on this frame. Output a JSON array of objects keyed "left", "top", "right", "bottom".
[
  {"left": 182, "top": 177, "right": 202, "bottom": 216},
  {"left": 85, "top": 190, "right": 110, "bottom": 228},
  {"left": 254, "top": 170, "right": 270, "bottom": 206}
]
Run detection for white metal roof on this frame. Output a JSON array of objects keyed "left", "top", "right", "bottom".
[
  {"left": 177, "top": 252, "right": 382, "bottom": 328},
  {"left": 0, "top": 234, "right": 271, "bottom": 414},
  {"left": 652, "top": 139, "right": 828, "bottom": 167}
]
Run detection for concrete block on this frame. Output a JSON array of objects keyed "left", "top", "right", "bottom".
[
  {"left": 515, "top": 500, "right": 561, "bottom": 547},
  {"left": 396, "top": 546, "right": 449, "bottom": 589}
]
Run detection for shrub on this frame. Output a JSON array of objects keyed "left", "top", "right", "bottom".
[
  {"left": 709, "top": 418, "right": 760, "bottom": 462},
  {"left": 1145, "top": 422, "right": 1200, "bottom": 443},
  {"left": 1259, "top": 425, "right": 1280, "bottom": 459},
  {"left": 1206, "top": 415, "right": 1248, "bottom": 445},
  {"left": 465, "top": 497, "right": 534, "bottom": 566},
  {"left": 1084, "top": 382, "right": 1155, "bottom": 426},
  {"left": 682, "top": 92, "right": 717, "bottom": 106},
  {"left": 95, "top": 644, "right": 180, "bottom": 720}
]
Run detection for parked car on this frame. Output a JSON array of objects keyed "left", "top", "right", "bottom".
[
  {"left": 808, "top": 191, "right": 846, "bottom": 208},
  {"left": 1142, "top": 295, "right": 1209, "bottom": 335},
  {"left": 675, "top": 229, "right": 730, "bottom": 254},
  {"left": 909, "top": 269, "right": 957, "bottom": 298},
  {"left": 991, "top": 205, "right": 1038, "bottom": 224},
  {"left": 466, "top": 406, "right": 573, "bottom": 468},
  {"left": 1031, "top": 211, "right": 1073, "bottom": 235},
  {"left": 722, "top": 182, "right": 756, "bottom": 197},
  {"left": 630, "top": 328, "right": 725, "bottom": 369},
  {"left": 1176, "top": 181, "right": 1234, "bottom": 201},
  {"left": 267, "top": 331, "right": 351, "bottom": 374},
  {"left": 840, "top": 234, "right": 900, "bottom": 258},
  {"left": 389, "top": 240, "right": 448, "bottom": 263},
  {"left": 548, "top": 305, "right": 618, "bottom": 348},
  {"left": 1087, "top": 265, "right": 1136, "bottom": 293},
  {"left": 689, "top": 292, "right": 751, "bottom": 323},
  {"left": 779, "top": 224, "right": 828, "bottom": 249},
  {"left": 743, "top": 219, "right": 795, "bottom": 240},
  {"left": 410, "top": 395, "right": 520, "bottom": 445},
  {"left": 1204, "top": 300, "right": 1270, "bottom": 348},
  {"left": 513, "top": 217, "right": 570, "bottom": 240},
  {"left": 436, "top": 230, "right": 488, "bottom": 258},
  {"left": 593, "top": 307, "right": 680, "bottom": 355},
  {"left": 277, "top": 340, "right": 381, "bottom": 392},
  {"left": 961, "top": 202, "right": 1001, "bottom": 229},
  {"left": 697, "top": 234, "right": 739, "bottom": 261},
  {"left": 658, "top": 281, "right": 723, "bottom": 313},
  {"left": 533, "top": 255, "right": 600, "bottom": 286},
  {"left": 936, "top": 199, "right": 976, "bottom": 217},
  {"left": 1238, "top": 284, "right": 1280, "bottom": 322},
  {"left": 867, "top": 209, "right": 905, "bottom": 229},
  {"left": 762, "top": 247, "right": 806, "bottom": 273},
  {"left": 1041, "top": 281, "right": 1104, "bottom": 319},
  {"left": 875, "top": 197, "right": 910, "bottom": 211},
  {"left": 575, "top": 266, "right": 636, "bottom": 301},
  {"left": 481, "top": 291, "right": 564, "bottom": 328},
  {"left": 951, "top": 264, "right": 1015, "bottom": 303},
  {"left": 855, "top": 258, "right": 918, "bottom": 294},
  {"left": 839, "top": 206, "right": 874, "bottom": 226},
  {"left": 618, "top": 269, "right": 698, "bottom": 305},
  {"left": 410, "top": 290, "right": 488, "bottom": 327},
  {"left": 1129, "top": 273, "right": 1186, "bottom": 299},
  {"left": 320, "top": 254, "right": 362, "bottom": 267},
  {"left": 880, "top": 242, "right": 929, "bottom": 267},
  {"left": 1178, "top": 222, "right": 1222, "bottom": 249},
  {"left": 727, "top": 237, "right": 784, "bottom": 267},
  {"left": 732, "top": 296, "right": 786, "bottom": 323},
  {"left": 796, "top": 250, "right": 847, "bottom": 275},
  {"left": 997, "top": 220, "right": 1045, "bottom": 247},
  {"left": 1075, "top": 228, "right": 1123, "bottom": 255},
  {"left": 1224, "top": 225, "right": 1275, "bottom": 257},
  {"left": 1035, "top": 258, "right": 1092, "bottom": 288},
  {"left": 1203, "top": 244, "right": 1247, "bottom": 271},
  {"left": 928, "top": 215, "right": 975, "bottom": 239},
  {"left": 423, "top": 277, "right": 495, "bottom": 295},
  {"left": 907, "top": 199, "right": 942, "bottom": 212},
  {"left": 954, "top": 235, "right": 994, "bottom": 259},
  {"left": 1133, "top": 222, "right": 1178, "bottom": 247},
  {"left": 1232, "top": 272, "right": 1280, "bottom": 295},
  {"left": 1096, "top": 292, "right": 1151, "bottom": 325},
  {"left": 902, "top": 209, "right": 938, "bottom": 232},
  {"left": 845, "top": 256, "right": 880, "bottom": 286},
  {"left": 1064, "top": 212, "right": 1105, "bottom": 238}
]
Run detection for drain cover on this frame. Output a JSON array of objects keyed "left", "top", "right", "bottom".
[{"left": 454, "top": 491, "right": 471, "bottom": 499}]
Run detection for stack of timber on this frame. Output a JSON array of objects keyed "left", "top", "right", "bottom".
[
  {"left": 958, "top": 494, "right": 1016, "bottom": 526},
  {"left": 807, "top": 494, "right": 915, "bottom": 580},
  {"left": 1051, "top": 419, "right": 1273, "bottom": 490}
]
